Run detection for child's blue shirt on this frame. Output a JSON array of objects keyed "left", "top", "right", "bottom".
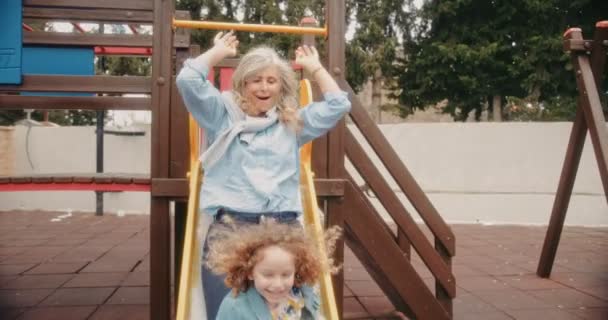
[
  {"left": 176, "top": 59, "right": 351, "bottom": 216},
  {"left": 216, "top": 286, "right": 320, "bottom": 320}
]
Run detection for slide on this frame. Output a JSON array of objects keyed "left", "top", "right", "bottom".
[{"left": 175, "top": 79, "right": 339, "bottom": 320}]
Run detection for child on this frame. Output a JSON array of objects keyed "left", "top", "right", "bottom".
[{"left": 206, "top": 218, "right": 341, "bottom": 320}]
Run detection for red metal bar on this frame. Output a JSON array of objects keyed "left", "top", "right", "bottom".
[
  {"left": 22, "top": 23, "right": 34, "bottom": 31},
  {"left": 94, "top": 46, "right": 152, "bottom": 55},
  {"left": 0, "top": 183, "right": 150, "bottom": 192}
]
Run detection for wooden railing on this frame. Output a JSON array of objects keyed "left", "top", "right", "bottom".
[{"left": 340, "top": 79, "right": 456, "bottom": 319}]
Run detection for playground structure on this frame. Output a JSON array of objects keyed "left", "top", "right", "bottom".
[
  {"left": 1, "top": 0, "right": 459, "bottom": 319},
  {"left": 537, "top": 22, "right": 608, "bottom": 277},
  {"left": 2, "top": 1, "right": 607, "bottom": 319}
]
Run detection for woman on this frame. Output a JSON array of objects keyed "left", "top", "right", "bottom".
[{"left": 176, "top": 31, "right": 350, "bottom": 319}]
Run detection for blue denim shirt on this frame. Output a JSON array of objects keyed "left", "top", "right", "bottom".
[
  {"left": 216, "top": 286, "right": 320, "bottom": 320},
  {"left": 176, "top": 59, "right": 351, "bottom": 216}
]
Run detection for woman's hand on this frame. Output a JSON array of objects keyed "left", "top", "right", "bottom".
[
  {"left": 296, "top": 45, "right": 341, "bottom": 94},
  {"left": 213, "top": 31, "right": 239, "bottom": 59},
  {"left": 295, "top": 45, "right": 322, "bottom": 74}
]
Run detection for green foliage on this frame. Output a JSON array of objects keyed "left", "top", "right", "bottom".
[
  {"left": 504, "top": 95, "right": 577, "bottom": 121},
  {"left": 346, "top": 0, "right": 414, "bottom": 92},
  {"left": 396, "top": 0, "right": 607, "bottom": 121}
]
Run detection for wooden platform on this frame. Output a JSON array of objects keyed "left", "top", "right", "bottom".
[
  {"left": 0, "top": 174, "right": 150, "bottom": 192},
  {"left": 0, "top": 211, "right": 606, "bottom": 319}
]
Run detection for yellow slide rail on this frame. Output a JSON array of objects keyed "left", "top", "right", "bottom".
[
  {"left": 176, "top": 79, "right": 338, "bottom": 319},
  {"left": 299, "top": 79, "right": 340, "bottom": 320},
  {"left": 175, "top": 116, "right": 202, "bottom": 320}
]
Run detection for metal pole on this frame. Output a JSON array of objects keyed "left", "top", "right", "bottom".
[
  {"left": 172, "top": 18, "right": 327, "bottom": 36},
  {"left": 95, "top": 110, "right": 104, "bottom": 216}
]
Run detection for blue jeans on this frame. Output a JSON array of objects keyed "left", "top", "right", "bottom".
[{"left": 202, "top": 209, "right": 300, "bottom": 320}]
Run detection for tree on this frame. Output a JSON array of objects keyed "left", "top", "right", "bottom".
[
  {"left": 395, "top": 0, "right": 607, "bottom": 121},
  {"left": 345, "top": 0, "right": 415, "bottom": 121}
]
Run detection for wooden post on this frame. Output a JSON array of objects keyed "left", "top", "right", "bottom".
[
  {"left": 537, "top": 23, "right": 608, "bottom": 277},
  {"left": 150, "top": 0, "right": 174, "bottom": 318},
  {"left": 171, "top": 10, "right": 192, "bottom": 305},
  {"left": 326, "top": 1, "right": 347, "bottom": 317}
]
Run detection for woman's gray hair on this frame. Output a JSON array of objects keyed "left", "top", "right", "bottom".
[{"left": 232, "top": 46, "right": 301, "bottom": 131}]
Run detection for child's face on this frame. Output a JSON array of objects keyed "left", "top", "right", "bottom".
[
  {"left": 249, "top": 245, "right": 295, "bottom": 308},
  {"left": 243, "top": 66, "right": 282, "bottom": 117}
]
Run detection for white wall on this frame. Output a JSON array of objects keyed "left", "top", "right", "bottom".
[
  {"left": 0, "top": 125, "right": 150, "bottom": 214},
  {"left": 347, "top": 122, "right": 607, "bottom": 226},
  {"left": 1, "top": 122, "right": 606, "bottom": 226}
]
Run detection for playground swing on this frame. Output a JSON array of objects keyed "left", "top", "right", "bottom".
[{"left": 172, "top": 20, "right": 339, "bottom": 320}]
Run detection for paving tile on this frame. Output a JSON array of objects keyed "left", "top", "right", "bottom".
[
  {"left": 576, "top": 286, "right": 608, "bottom": 300},
  {"left": 457, "top": 275, "right": 511, "bottom": 293},
  {"left": 357, "top": 296, "right": 394, "bottom": 315},
  {"left": 25, "top": 263, "right": 88, "bottom": 275},
  {"left": 527, "top": 288, "right": 608, "bottom": 309},
  {"left": 63, "top": 273, "right": 128, "bottom": 288},
  {"left": 495, "top": 274, "right": 569, "bottom": 291},
  {"left": 0, "top": 265, "right": 38, "bottom": 275},
  {"left": 342, "top": 297, "right": 368, "bottom": 319},
  {"left": 0, "top": 276, "right": 18, "bottom": 286},
  {"left": 343, "top": 266, "right": 371, "bottom": 281},
  {"left": 453, "top": 311, "right": 514, "bottom": 320},
  {"left": 88, "top": 305, "right": 149, "bottom": 320},
  {"left": 346, "top": 280, "right": 384, "bottom": 297},
  {"left": 568, "top": 307, "right": 608, "bottom": 320},
  {"left": 39, "top": 288, "right": 115, "bottom": 306},
  {"left": 1, "top": 275, "right": 73, "bottom": 289},
  {"left": 453, "top": 292, "right": 501, "bottom": 314},
  {"left": 79, "top": 260, "right": 139, "bottom": 273},
  {"left": 475, "top": 289, "right": 553, "bottom": 310},
  {"left": 51, "top": 246, "right": 112, "bottom": 263},
  {"left": 471, "top": 262, "right": 530, "bottom": 276},
  {"left": 121, "top": 272, "right": 149, "bottom": 287},
  {"left": 343, "top": 285, "right": 354, "bottom": 297},
  {"left": 44, "top": 238, "right": 88, "bottom": 247},
  {"left": 504, "top": 308, "right": 583, "bottom": 320},
  {"left": 0, "top": 289, "right": 54, "bottom": 307},
  {"left": 16, "top": 306, "right": 96, "bottom": 320},
  {"left": 551, "top": 272, "right": 608, "bottom": 289},
  {"left": 133, "top": 256, "right": 149, "bottom": 272},
  {"left": 106, "top": 287, "right": 149, "bottom": 305},
  {"left": 0, "top": 307, "right": 26, "bottom": 320}
]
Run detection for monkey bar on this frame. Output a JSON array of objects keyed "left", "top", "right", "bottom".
[{"left": 172, "top": 18, "right": 327, "bottom": 37}]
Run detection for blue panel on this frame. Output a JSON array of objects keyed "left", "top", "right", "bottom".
[
  {"left": 22, "top": 46, "right": 94, "bottom": 96},
  {"left": 0, "top": 0, "right": 23, "bottom": 84}
]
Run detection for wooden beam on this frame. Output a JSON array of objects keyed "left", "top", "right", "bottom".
[
  {"left": 0, "top": 95, "right": 150, "bottom": 111},
  {"left": 326, "top": 1, "right": 348, "bottom": 317},
  {"left": 24, "top": 0, "right": 153, "bottom": 11},
  {"left": 538, "top": 25, "right": 608, "bottom": 277},
  {"left": 0, "top": 75, "right": 151, "bottom": 94},
  {"left": 345, "top": 129, "right": 455, "bottom": 297},
  {"left": 343, "top": 180, "right": 450, "bottom": 320},
  {"left": 23, "top": 7, "right": 153, "bottom": 23},
  {"left": 150, "top": 0, "right": 174, "bottom": 318},
  {"left": 24, "top": 31, "right": 152, "bottom": 48},
  {"left": 150, "top": 178, "right": 189, "bottom": 197},
  {"left": 345, "top": 227, "right": 414, "bottom": 319},
  {"left": 342, "top": 78, "right": 456, "bottom": 256}
]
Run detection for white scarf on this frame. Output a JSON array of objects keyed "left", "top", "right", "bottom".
[{"left": 200, "top": 91, "right": 278, "bottom": 170}]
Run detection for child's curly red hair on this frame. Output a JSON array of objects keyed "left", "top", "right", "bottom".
[{"left": 205, "top": 219, "right": 341, "bottom": 296}]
